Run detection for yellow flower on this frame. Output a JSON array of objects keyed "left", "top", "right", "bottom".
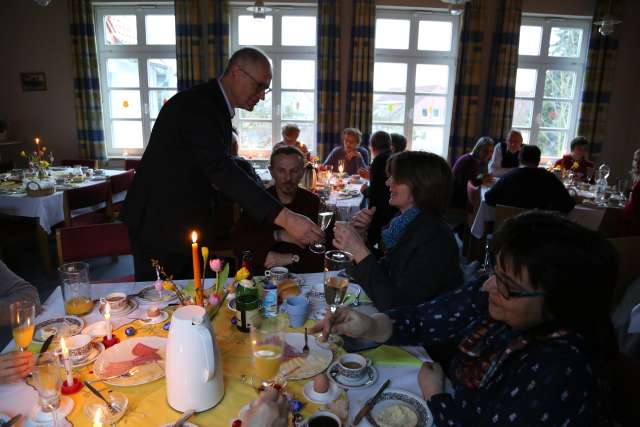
[
  {"left": 20, "top": 150, "right": 26, "bottom": 157},
  {"left": 162, "top": 280, "right": 174, "bottom": 291},
  {"left": 571, "top": 161, "right": 579, "bottom": 170},
  {"left": 39, "top": 160, "right": 49, "bottom": 168},
  {"left": 201, "top": 246, "right": 209, "bottom": 261},
  {"left": 234, "top": 267, "right": 250, "bottom": 281}
]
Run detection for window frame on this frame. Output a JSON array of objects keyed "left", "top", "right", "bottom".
[
  {"left": 372, "top": 9, "right": 460, "bottom": 157},
  {"left": 94, "top": 4, "right": 177, "bottom": 158},
  {"left": 229, "top": 5, "right": 317, "bottom": 160},
  {"left": 513, "top": 16, "right": 591, "bottom": 160}
]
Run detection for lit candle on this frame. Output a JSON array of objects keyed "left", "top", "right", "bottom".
[
  {"left": 93, "top": 407, "right": 102, "bottom": 427},
  {"left": 191, "top": 231, "right": 203, "bottom": 306},
  {"left": 104, "top": 302, "right": 112, "bottom": 340},
  {"left": 34, "top": 137, "right": 40, "bottom": 145},
  {"left": 60, "top": 337, "right": 74, "bottom": 387},
  {"left": 338, "top": 163, "right": 344, "bottom": 175}
]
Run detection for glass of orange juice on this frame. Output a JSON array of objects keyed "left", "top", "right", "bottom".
[
  {"left": 10, "top": 301, "right": 36, "bottom": 351},
  {"left": 251, "top": 318, "right": 285, "bottom": 384},
  {"left": 59, "top": 262, "right": 93, "bottom": 316}
]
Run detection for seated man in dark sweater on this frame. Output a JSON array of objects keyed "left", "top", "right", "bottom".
[
  {"left": 485, "top": 145, "right": 575, "bottom": 213},
  {"left": 231, "top": 146, "right": 325, "bottom": 273}
]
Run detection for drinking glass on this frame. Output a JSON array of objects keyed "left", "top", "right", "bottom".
[
  {"left": 32, "top": 352, "right": 63, "bottom": 426},
  {"left": 617, "top": 178, "right": 629, "bottom": 202},
  {"left": 322, "top": 250, "right": 354, "bottom": 346},
  {"left": 59, "top": 262, "right": 93, "bottom": 316},
  {"left": 251, "top": 318, "right": 285, "bottom": 384},
  {"left": 10, "top": 301, "right": 36, "bottom": 351},
  {"left": 309, "top": 210, "right": 335, "bottom": 254},
  {"left": 337, "top": 160, "right": 345, "bottom": 177}
]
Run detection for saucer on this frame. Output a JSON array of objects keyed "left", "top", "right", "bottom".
[
  {"left": 99, "top": 299, "right": 138, "bottom": 317},
  {"left": 25, "top": 396, "right": 74, "bottom": 427},
  {"left": 71, "top": 342, "right": 105, "bottom": 368},
  {"left": 303, "top": 380, "right": 341, "bottom": 404},
  {"left": 327, "top": 361, "right": 378, "bottom": 389},
  {"left": 141, "top": 311, "right": 168, "bottom": 325}
]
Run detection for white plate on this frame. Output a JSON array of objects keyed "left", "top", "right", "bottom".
[
  {"left": 278, "top": 333, "right": 333, "bottom": 381},
  {"left": 303, "top": 380, "right": 341, "bottom": 404},
  {"left": 93, "top": 336, "right": 167, "bottom": 386},
  {"left": 327, "top": 361, "right": 378, "bottom": 389},
  {"left": 99, "top": 299, "right": 138, "bottom": 317},
  {"left": 366, "top": 389, "right": 433, "bottom": 427},
  {"left": 34, "top": 316, "right": 84, "bottom": 342},
  {"left": 135, "top": 286, "right": 178, "bottom": 304},
  {"left": 161, "top": 423, "right": 198, "bottom": 427},
  {"left": 71, "top": 342, "right": 105, "bottom": 368}
]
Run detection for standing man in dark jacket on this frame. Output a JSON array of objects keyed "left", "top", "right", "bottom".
[{"left": 122, "top": 47, "right": 322, "bottom": 280}]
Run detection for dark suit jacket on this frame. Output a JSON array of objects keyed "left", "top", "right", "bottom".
[
  {"left": 484, "top": 167, "right": 575, "bottom": 213},
  {"left": 122, "top": 80, "right": 283, "bottom": 256},
  {"left": 351, "top": 212, "right": 463, "bottom": 311},
  {"left": 366, "top": 150, "right": 397, "bottom": 250}
]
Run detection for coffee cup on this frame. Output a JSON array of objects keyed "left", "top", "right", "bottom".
[
  {"left": 264, "top": 266, "right": 288, "bottom": 283},
  {"left": 105, "top": 292, "right": 127, "bottom": 311},
  {"left": 283, "top": 295, "right": 309, "bottom": 328},
  {"left": 310, "top": 281, "right": 325, "bottom": 299},
  {"left": 66, "top": 334, "right": 92, "bottom": 362},
  {"left": 337, "top": 353, "right": 371, "bottom": 381},
  {"left": 304, "top": 411, "right": 342, "bottom": 427}
]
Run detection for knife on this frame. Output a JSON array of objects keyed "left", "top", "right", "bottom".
[
  {"left": 3, "top": 414, "right": 22, "bottom": 427},
  {"left": 353, "top": 379, "right": 391, "bottom": 425},
  {"left": 40, "top": 334, "right": 55, "bottom": 354}
]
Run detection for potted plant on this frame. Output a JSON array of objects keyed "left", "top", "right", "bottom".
[{"left": 0, "top": 119, "right": 7, "bottom": 142}]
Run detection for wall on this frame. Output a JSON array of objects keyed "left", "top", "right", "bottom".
[{"left": 0, "top": 0, "right": 637, "bottom": 177}]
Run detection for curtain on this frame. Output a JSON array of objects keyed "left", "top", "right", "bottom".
[
  {"left": 69, "top": 0, "right": 106, "bottom": 161},
  {"left": 316, "top": 0, "right": 342, "bottom": 160},
  {"left": 175, "top": 0, "right": 203, "bottom": 91},
  {"left": 346, "top": 0, "right": 375, "bottom": 145},
  {"left": 207, "top": 0, "right": 230, "bottom": 78},
  {"left": 448, "top": 0, "right": 485, "bottom": 163},
  {"left": 577, "top": 0, "right": 625, "bottom": 163},
  {"left": 482, "top": 0, "right": 522, "bottom": 143}
]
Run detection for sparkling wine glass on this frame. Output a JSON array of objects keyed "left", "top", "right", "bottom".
[
  {"left": 10, "top": 301, "right": 36, "bottom": 352},
  {"left": 321, "top": 250, "right": 354, "bottom": 348},
  {"left": 310, "top": 210, "right": 335, "bottom": 254}
]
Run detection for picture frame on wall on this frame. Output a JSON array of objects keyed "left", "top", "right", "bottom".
[{"left": 20, "top": 72, "right": 47, "bottom": 91}]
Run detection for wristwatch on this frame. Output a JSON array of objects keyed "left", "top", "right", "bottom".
[{"left": 291, "top": 254, "right": 300, "bottom": 264}]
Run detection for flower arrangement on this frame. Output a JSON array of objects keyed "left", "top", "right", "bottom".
[{"left": 20, "top": 137, "right": 53, "bottom": 179}]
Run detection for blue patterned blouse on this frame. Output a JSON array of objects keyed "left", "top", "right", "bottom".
[{"left": 385, "top": 280, "right": 612, "bottom": 427}]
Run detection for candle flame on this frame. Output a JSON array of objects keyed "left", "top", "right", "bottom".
[
  {"left": 35, "top": 137, "right": 40, "bottom": 145},
  {"left": 60, "top": 337, "right": 69, "bottom": 357},
  {"left": 191, "top": 231, "right": 198, "bottom": 243},
  {"left": 93, "top": 407, "right": 102, "bottom": 426}
]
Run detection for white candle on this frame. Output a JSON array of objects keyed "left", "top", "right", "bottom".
[
  {"left": 93, "top": 407, "right": 102, "bottom": 427},
  {"left": 104, "top": 302, "right": 112, "bottom": 340},
  {"left": 60, "top": 337, "right": 74, "bottom": 386}
]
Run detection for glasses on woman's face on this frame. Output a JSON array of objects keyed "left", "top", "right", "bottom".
[
  {"left": 488, "top": 257, "right": 545, "bottom": 300},
  {"left": 237, "top": 67, "right": 272, "bottom": 95}
]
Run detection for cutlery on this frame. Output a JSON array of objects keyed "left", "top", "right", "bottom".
[
  {"left": 173, "top": 409, "right": 195, "bottom": 427},
  {"left": 3, "top": 414, "right": 22, "bottom": 427},
  {"left": 83, "top": 381, "right": 118, "bottom": 414},
  {"left": 353, "top": 379, "right": 391, "bottom": 425},
  {"left": 302, "top": 328, "right": 310, "bottom": 357},
  {"left": 40, "top": 334, "right": 55, "bottom": 354},
  {"left": 87, "top": 366, "right": 139, "bottom": 383}
]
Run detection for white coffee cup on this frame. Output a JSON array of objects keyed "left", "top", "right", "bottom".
[
  {"left": 264, "top": 266, "right": 288, "bottom": 283},
  {"left": 66, "top": 334, "right": 92, "bottom": 362},
  {"left": 337, "top": 353, "right": 371, "bottom": 381},
  {"left": 105, "top": 292, "right": 128, "bottom": 311}
]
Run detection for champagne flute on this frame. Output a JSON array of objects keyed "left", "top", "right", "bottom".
[
  {"left": 10, "top": 301, "right": 36, "bottom": 352},
  {"left": 322, "top": 250, "right": 354, "bottom": 348},
  {"left": 32, "top": 352, "right": 63, "bottom": 426},
  {"left": 251, "top": 318, "right": 285, "bottom": 386},
  {"left": 309, "top": 210, "right": 335, "bottom": 254}
]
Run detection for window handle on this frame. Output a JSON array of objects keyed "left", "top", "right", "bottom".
[
  {"left": 276, "top": 104, "right": 280, "bottom": 117},
  {"left": 144, "top": 103, "right": 149, "bottom": 115}
]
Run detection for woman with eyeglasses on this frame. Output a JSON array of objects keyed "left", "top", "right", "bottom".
[{"left": 313, "top": 211, "right": 616, "bottom": 426}]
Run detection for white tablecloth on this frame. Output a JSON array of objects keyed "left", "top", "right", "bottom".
[
  {"left": 0, "top": 169, "right": 126, "bottom": 233},
  {"left": 327, "top": 183, "right": 365, "bottom": 222}
]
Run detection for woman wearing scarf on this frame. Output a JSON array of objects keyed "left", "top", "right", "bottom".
[
  {"left": 316, "top": 212, "right": 615, "bottom": 426},
  {"left": 333, "top": 151, "right": 463, "bottom": 311}
]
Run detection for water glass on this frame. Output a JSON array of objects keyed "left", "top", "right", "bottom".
[
  {"left": 32, "top": 352, "right": 63, "bottom": 424},
  {"left": 322, "top": 250, "right": 354, "bottom": 347},
  {"left": 59, "top": 262, "right": 93, "bottom": 316}
]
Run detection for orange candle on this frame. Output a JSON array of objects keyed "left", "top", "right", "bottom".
[{"left": 191, "top": 231, "right": 203, "bottom": 306}]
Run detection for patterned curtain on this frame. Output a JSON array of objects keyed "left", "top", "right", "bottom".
[
  {"left": 175, "top": 0, "right": 202, "bottom": 91},
  {"left": 208, "top": 0, "right": 230, "bottom": 78},
  {"left": 482, "top": 0, "right": 522, "bottom": 142},
  {"left": 578, "top": 0, "right": 625, "bottom": 163},
  {"left": 448, "top": 0, "right": 485, "bottom": 163},
  {"left": 316, "top": 0, "right": 342, "bottom": 160},
  {"left": 69, "top": 0, "right": 106, "bottom": 161},
  {"left": 346, "top": 0, "right": 375, "bottom": 145}
]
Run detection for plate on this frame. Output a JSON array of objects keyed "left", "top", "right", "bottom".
[
  {"left": 98, "top": 298, "right": 138, "bottom": 317},
  {"left": 82, "top": 320, "right": 109, "bottom": 337},
  {"left": 93, "top": 336, "right": 167, "bottom": 386},
  {"left": 135, "top": 286, "right": 178, "bottom": 304},
  {"left": 278, "top": 333, "right": 333, "bottom": 381},
  {"left": 327, "top": 361, "right": 378, "bottom": 389},
  {"left": 366, "top": 389, "right": 433, "bottom": 427},
  {"left": 33, "top": 316, "right": 84, "bottom": 342},
  {"left": 72, "top": 342, "right": 105, "bottom": 368}
]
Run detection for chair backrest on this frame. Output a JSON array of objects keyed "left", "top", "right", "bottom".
[
  {"left": 63, "top": 181, "right": 112, "bottom": 226},
  {"left": 56, "top": 222, "right": 131, "bottom": 265},
  {"left": 124, "top": 159, "right": 141, "bottom": 171},
  {"left": 607, "top": 236, "right": 640, "bottom": 307},
  {"left": 494, "top": 204, "right": 529, "bottom": 231},
  {"left": 109, "top": 169, "right": 134, "bottom": 195},
  {"left": 0, "top": 160, "right": 14, "bottom": 173},
  {"left": 61, "top": 159, "right": 98, "bottom": 169}
]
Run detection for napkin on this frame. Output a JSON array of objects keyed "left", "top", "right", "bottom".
[{"left": 362, "top": 345, "right": 427, "bottom": 367}]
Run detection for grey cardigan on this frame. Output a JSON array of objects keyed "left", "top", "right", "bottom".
[
  {"left": 351, "top": 212, "right": 463, "bottom": 311},
  {"left": 0, "top": 260, "right": 41, "bottom": 326}
]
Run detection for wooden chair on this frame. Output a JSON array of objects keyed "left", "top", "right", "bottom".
[
  {"left": 62, "top": 181, "right": 113, "bottom": 227},
  {"left": 124, "top": 159, "right": 141, "bottom": 171},
  {"left": 56, "top": 223, "right": 131, "bottom": 265},
  {"left": 108, "top": 170, "right": 135, "bottom": 216},
  {"left": 61, "top": 159, "right": 98, "bottom": 169},
  {"left": 607, "top": 236, "right": 640, "bottom": 307},
  {"left": 494, "top": 204, "right": 529, "bottom": 232}
]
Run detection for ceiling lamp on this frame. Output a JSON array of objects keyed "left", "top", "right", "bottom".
[
  {"left": 246, "top": 0, "right": 272, "bottom": 19},
  {"left": 593, "top": 0, "right": 622, "bottom": 36},
  {"left": 33, "top": 0, "right": 52, "bottom": 5},
  {"left": 441, "top": 0, "right": 470, "bottom": 16}
]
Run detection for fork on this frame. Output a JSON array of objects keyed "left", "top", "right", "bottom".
[
  {"left": 302, "top": 328, "right": 310, "bottom": 357},
  {"left": 88, "top": 367, "right": 140, "bottom": 384}
]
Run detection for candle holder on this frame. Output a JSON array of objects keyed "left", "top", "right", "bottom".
[
  {"left": 102, "top": 335, "right": 120, "bottom": 349},
  {"left": 61, "top": 377, "right": 83, "bottom": 395}
]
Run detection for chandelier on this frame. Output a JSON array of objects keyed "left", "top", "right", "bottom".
[
  {"left": 33, "top": 0, "right": 52, "bottom": 5},
  {"left": 246, "top": 0, "right": 272, "bottom": 19},
  {"left": 440, "top": 0, "right": 471, "bottom": 16}
]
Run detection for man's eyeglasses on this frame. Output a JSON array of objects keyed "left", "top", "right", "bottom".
[
  {"left": 237, "top": 67, "right": 272, "bottom": 95},
  {"left": 487, "top": 256, "right": 545, "bottom": 300}
]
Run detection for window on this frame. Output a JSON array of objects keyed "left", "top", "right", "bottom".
[
  {"left": 95, "top": 5, "right": 177, "bottom": 157},
  {"left": 230, "top": 7, "right": 317, "bottom": 160},
  {"left": 372, "top": 11, "right": 459, "bottom": 157},
  {"left": 512, "top": 17, "right": 590, "bottom": 159}
]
